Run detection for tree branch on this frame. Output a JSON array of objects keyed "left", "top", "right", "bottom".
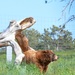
[{"left": 62, "top": 0, "right": 71, "bottom": 13}]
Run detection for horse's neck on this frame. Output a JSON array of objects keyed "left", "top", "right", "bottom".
[
  {"left": 0, "top": 32, "right": 16, "bottom": 43},
  {"left": 15, "top": 31, "right": 30, "bottom": 52}
]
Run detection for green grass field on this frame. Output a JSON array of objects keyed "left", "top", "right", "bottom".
[{"left": 0, "top": 50, "right": 75, "bottom": 75}]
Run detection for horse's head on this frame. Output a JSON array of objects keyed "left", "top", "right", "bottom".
[
  {"left": 7, "top": 20, "right": 21, "bottom": 33},
  {"left": 18, "top": 17, "right": 36, "bottom": 30},
  {"left": 6, "top": 17, "right": 36, "bottom": 33},
  {"left": 0, "top": 17, "right": 36, "bottom": 39}
]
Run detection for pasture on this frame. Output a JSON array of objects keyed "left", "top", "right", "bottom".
[{"left": 0, "top": 50, "right": 75, "bottom": 75}]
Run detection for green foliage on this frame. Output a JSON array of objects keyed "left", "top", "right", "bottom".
[
  {"left": 0, "top": 62, "right": 41, "bottom": 75},
  {"left": 0, "top": 50, "right": 75, "bottom": 75},
  {"left": 0, "top": 53, "right": 42, "bottom": 75},
  {"left": 22, "top": 28, "right": 41, "bottom": 50},
  {"left": 46, "top": 50, "right": 75, "bottom": 75},
  {"left": 22, "top": 25, "right": 74, "bottom": 50}
]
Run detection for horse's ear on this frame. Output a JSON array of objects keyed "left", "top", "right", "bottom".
[
  {"left": 19, "top": 17, "right": 33, "bottom": 25},
  {"left": 8, "top": 20, "right": 17, "bottom": 27},
  {"left": 10, "top": 20, "right": 16, "bottom": 24},
  {"left": 17, "top": 17, "right": 36, "bottom": 30}
]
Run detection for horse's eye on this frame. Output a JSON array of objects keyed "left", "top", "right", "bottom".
[
  {"left": 16, "top": 25, "right": 19, "bottom": 27},
  {"left": 30, "top": 20, "right": 32, "bottom": 23}
]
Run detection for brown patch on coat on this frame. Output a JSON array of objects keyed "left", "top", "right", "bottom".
[
  {"left": 23, "top": 50, "right": 58, "bottom": 73},
  {"left": 20, "top": 17, "right": 34, "bottom": 25},
  {"left": 15, "top": 30, "right": 30, "bottom": 52}
]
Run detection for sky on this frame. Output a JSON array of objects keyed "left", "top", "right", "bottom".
[{"left": 0, "top": 0, "right": 75, "bottom": 38}]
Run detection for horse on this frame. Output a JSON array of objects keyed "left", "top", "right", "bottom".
[
  {"left": 15, "top": 30, "right": 34, "bottom": 52},
  {"left": 0, "top": 17, "right": 36, "bottom": 64},
  {"left": 0, "top": 18, "right": 58, "bottom": 73},
  {"left": 15, "top": 30, "right": 58, "bottom": 73}
]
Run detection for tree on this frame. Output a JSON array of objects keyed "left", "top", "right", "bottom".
[
  {"left": 22, "top": 28, "right": 41, "bottom": 50},
  {"left": 50, "top": 25, "right": 73, "bottom": 50},
  {"left": 45, "top": 0, "right": 75, "bottom": 24},
  {"left": 45, "top": 0, "right": 75, "bottom": 12},
  {"left": 61, "top": 0, "right": 75, "bottom": 13},
  {"left": 73, "top": 39, "right": 75, "bottom": 49},
  {"left": 22, "top": 27, "right": 74, "bottom": 51},
  {"left": 40, "top": 28, "right": 52, "bottom": 50}
]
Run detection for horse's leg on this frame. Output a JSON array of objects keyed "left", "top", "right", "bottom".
[
  {"left": 9, "top": 40, "right": 25, "bottom": 65},
  {"left": 0, "top": 32, "right": 25, "bottom": 65},
  {"left": 0, "top": 42, "right": 10, "bottom": 47}
]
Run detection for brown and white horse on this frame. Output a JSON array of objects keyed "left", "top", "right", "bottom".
[
  {"left": 0, "top": 24, "right": 58, "bottom": 73},
  {"left": 15, "top": 30, "right": 34, "bottom": 52},
  {"left": 0, "top": 17, "right": 36, "bottom": 64},
  {"left": 15, "top": 30, "right": 58, "bottom": 73}
]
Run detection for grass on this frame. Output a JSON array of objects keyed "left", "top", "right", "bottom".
[
  {"left": 0, "top": 63, "right": 41, "bottom": 75},
  {"left": 46, "top": 50, "right": 75, "bottom": 75},
  {"left": 0, "top": 50, "right": 75, "bottom": 75}
]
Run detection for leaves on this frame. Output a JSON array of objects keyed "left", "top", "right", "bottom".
[{"left": 22, "top": 24, "right": 74, "bottom": 50}]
